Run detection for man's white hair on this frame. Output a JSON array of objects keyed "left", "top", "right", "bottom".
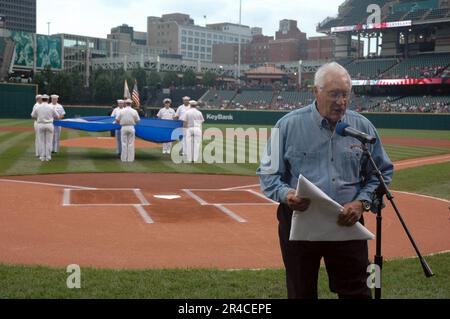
[{"left": 314, "top": 62, "right": 352, "bottom": 90}]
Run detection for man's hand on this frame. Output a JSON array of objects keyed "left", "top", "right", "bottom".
[
  {"left": 338, "top": 201, "right": 364, "bottom": 227},
  {"left": 286, "top": 190, "right": 311, "bottom": 212}
]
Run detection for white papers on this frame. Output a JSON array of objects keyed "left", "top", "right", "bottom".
[{"left": 289, "top": 175, "right": 375, "bottom": 241}]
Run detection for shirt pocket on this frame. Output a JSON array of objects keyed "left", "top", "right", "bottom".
[
  {"left": 342, "top": 150, "right": 363, "bottom": 184},
  {"left": 287, "top": 150, "right": 320, "bottom": 182}
]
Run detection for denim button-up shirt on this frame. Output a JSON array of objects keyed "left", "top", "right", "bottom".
[{"left": 257, "top": 102, "right": 394, "bottom": 206}]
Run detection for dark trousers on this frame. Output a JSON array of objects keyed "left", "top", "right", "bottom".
[{"left": 277, "top": 203, "right": 372, "bottom": 299}]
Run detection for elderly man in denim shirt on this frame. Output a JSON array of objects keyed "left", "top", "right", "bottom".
[{"left": 257, "top": 62, "right": 393, "bottom": 299}]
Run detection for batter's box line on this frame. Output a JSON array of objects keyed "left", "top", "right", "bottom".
[
  {"left": 62, "top": 189, "right": 154, "bottom": 225},
  {"left": 182, "top": 189, "right": 278, "bottom": 223},
  {"left": 62, "top": 188, "right": 151, "bottom": 207},
  {"left": 182, "top": 189, "right": 277, "bottom": 205}
]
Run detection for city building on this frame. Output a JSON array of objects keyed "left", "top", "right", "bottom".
[
  {"left": 307, "top": 36, "right": 335, "bottom": 60},
  {"left": 213, "top": 19, "right": 308, "bottom": 65},
  {"left": 0, "top": 0, "right": 36, "bottom": 33},
  {"left": 147, "top": 13, "right": 252, "bottom": 62}
]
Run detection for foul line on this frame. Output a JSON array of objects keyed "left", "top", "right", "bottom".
[
  {"left": 214, "top": 204, "right": 247, "bottom": 223},
  {"left": 0, "top": 178, "right": 96, "bottom": 190},
  {"left": 394, "top": 154, "right": 450, "bottom": 169},
  {"left": 392, "top": 190, "right": 450, "bottom": 204}
]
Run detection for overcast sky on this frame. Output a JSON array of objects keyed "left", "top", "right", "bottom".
[{"left": 37, "top": 0, "right": 344, "bottom": 38}]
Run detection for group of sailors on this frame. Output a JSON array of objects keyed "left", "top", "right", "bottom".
[
  {"left": 156, "top": 96, "right": 204, "bottom": 162},
  {"left": 31, "top": 94, "right": 66, "bottom": 162},
  {"left": 111, "top": 95, "right": 204, "bottom": 163},
  {"left": 31, "top": 95, "right": 204, "bottom": 163}
]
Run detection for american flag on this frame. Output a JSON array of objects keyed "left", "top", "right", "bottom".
[{"left": 132, "top": 80, "right": 141, "bottom": 107}]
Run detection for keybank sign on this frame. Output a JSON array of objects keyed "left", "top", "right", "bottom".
[{"left": 205, "top": 113, "right": 234, "bottom": 121}]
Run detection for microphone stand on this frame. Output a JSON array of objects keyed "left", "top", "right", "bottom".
[{"left": 361, "top": 143, "right": 434, "bottom": 300}]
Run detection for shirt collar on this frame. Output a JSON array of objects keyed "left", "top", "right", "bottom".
[{"left": 311, "top": 101, "right": 346, "bottom": 130}]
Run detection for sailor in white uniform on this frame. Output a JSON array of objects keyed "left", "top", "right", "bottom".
[
  {"left": 32, "top": 95, "right": 43, "bottom": 157},
  {"left": 157, "top": 98, "right": 176, "bottom": 154},
  {"left": 175, "top": 96, "right": 191, "bottom": 155},
  {"left": 111, "top": 99, "right": 125, "bottom": 157},
  {"left": 115, "top": 99, "right": 140, "bottom": 162},
  {"left": 180, "top": 100, "right": 204, "bottom": 163},
  {"left": 50, "top": 95, "right": 66, "bottom": 153},
  {"left": 31, "top": 95, "right": 60, "bottom": 161}
]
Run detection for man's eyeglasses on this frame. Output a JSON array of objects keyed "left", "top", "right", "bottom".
[{"left": 326, "top": 91, "right": 351, "bottom": 101}]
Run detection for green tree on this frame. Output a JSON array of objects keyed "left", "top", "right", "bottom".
[
  {"left": 162, "top": 71, "right": 179, "bottom": 88},
  {"left": 33, "top": 65, "right": 53, "bottom": 94},
  {"left": 132, "top": 67, "right": 147, "bottom": 89},
  {"left": 69, "top": 71, "right": 86, "bottom": 104},
  {"left": 48, "top": 71, "right": 73, "bottom": 102},
  {"left": 111, "top": 69, "right": 134, "bottom": 100},
  {"left": 93, "top": 74, "right": 112, "bottom": 104},
  {"left": 203, "top": 71, "right": 217, "bottom": 87},
  {"left": 147, "top": 71, "right": 161, "bottom": 89},
  {"left": 182, "top": 69, "right": 196, "bottom": 87}
]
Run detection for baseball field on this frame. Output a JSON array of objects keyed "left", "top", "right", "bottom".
[{"left": 0, "top": 119, "right": 449, "bottom": 299}]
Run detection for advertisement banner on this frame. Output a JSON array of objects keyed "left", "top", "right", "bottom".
[
  {"left": 36, "top": 35, "right": 62, "bottom": 69},
  {"left": 11, "top": 31, "right": 34, "bottom": 68},
  {"left": 352, "top": 78, "right": 449, "bottom": 86}
]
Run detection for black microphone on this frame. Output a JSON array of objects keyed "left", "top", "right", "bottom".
[{"left": 336, "top": 122, "right": 377, "bottom": 144}]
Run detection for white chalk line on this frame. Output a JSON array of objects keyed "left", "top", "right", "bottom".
[
  {"left": 392, "top": 190, "right": 450, "bottom": 204},
  {"left": 221, "top": 184, "right": 260, "bottom": 191},
  {"left": 246, "top": 189, "right": 278, "bottom": 204},
  {"left": 182, "top": 189, "right": 208, "bottom": 205},
  {"left": 63, "top": 189, "right": 71, "bottom": 206},
  {"left": 395, "top": 154, "right": 450, "bottom": 167},
  {"left": 134, "top": 189, "right": 150, "bottom": 206},
  {"left": 214, "top": 204, "right": 247, "bottom": 223},
  {"left": 133, "top": 205, "right": 154, "bottom": 224},
  {"left": 0, "top": 178, "right": 96, "bottom": 190}
]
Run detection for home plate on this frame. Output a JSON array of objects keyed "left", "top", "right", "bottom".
[{"left": 154, "top": 195, "right": 181, "bottom": 200}]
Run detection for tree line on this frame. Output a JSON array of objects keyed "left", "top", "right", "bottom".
[{"left": 32, "top": 66, "right": 218, "bottom": 105}]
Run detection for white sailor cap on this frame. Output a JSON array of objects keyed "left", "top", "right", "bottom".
[
  {"left": 183, "top": 96, "right": 191, "bottom": 101},
  {"left": 125, "top": 98, "right": 133, "bottom": 104},
  {"left": 117, "top": 99, "right": 124, "bottom": 104},
  {"left": 189, "top": 100, "right": 198, "bottom": 106},
  {"left": 51, "top": 94, "right": 59, "bottom": 99},
  {"left": 35, "top": 94, "right": 42, "bottom": 100},
  {"left": 163, "top": 98, "right": 172, "bottom": 103},
  {"left": 41, "top": 94, "right": 50, "bottom": 99}
]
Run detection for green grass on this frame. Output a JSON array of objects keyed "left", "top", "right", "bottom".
[
  {"left": 391, "top": 161, "right": 450, "bottom": 200},
  {"left": 379, "top": 129, "right": 450, "bottom": 140},
  {"left": 0, "top": 120, "right": 448, "bottom": 177},
  {"left": 384, "top": 145, "right": 450, "bottom": 162},
  {"left": 0, "top": 252, "right": 448, "bottom": 299}
]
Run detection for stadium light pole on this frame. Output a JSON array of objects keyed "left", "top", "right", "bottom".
[{"left": 237, "top": 0, "right": 242, "bottom": 86}]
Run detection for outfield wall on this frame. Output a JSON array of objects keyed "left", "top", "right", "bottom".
[
  {"left": 0, "top": 83, "right": 37, "bottom": 118},
  {"left": 1, "top": 99, "right": 449, "bottom": 130},
  {"left": 148, "top": 108, "right": 450, "bottom": 130}
]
